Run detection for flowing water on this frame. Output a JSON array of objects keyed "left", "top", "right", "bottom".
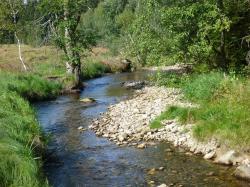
[{"left": 35, "top": 72, "right": 249, "bottom": 187}]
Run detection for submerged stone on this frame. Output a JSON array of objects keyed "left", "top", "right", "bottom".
[
  {"left": 80, "top": 97, "right": 96, "bottom": 103},
  {"left": 137, "top": 143, "right": 146, "bottom": 149},
  {"left": 234, "top": 165, "right": 250, "bottom": 181}
]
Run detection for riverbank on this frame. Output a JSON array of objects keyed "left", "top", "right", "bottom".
[
  {"left": 0, "top": 72, "right": 62, "bottom": 187},
  {"left": 90, "top": 71, "right": 250, "bottom": 182}
]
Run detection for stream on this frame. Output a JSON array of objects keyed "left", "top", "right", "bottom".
[{"left": 35, "top": 72, "right": 249, "bottom": 187}]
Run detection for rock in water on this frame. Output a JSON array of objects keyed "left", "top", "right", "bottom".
[
  {"left": 157, "top": 184, "right": 167, "bottom": 187},
  {"left": 77, "top": 126, "right": 86, "bottom": 131},
  {"left": 158, "top": 167, "right": 165, "bottom": 171},
  {"left": 215, "top": 150, "right": 244, "bottom": 165},
  {"left": 204, "top": 151, "right": 216, "bottom": 160},
  {"left": 118, "top": 133, "right": 128, "bottom": 142},
  {"left": 121, "top": 81, "right": 148, "bottom": 90},
  {"left": 234, "top": 165, "right": 250, "bottom": 181},
  {"left": 137, "top": 143, "right": 146, "bottom": 149},
  {"left": 80, "top": 98, "right": 96, "bottom": 103},
  {"left": 148, "top": 181, "right": 155, "bottom": 185},
  {"left": 148, "top": 168, "right": 157, "bottom": 175}
]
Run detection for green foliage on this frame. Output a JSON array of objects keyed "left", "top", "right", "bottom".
[
  {"left": 79, "top": 0, "right": 131, "bottom": 55},
  {"left": 85, "top": 0, "right": 249, "bottom": 70},
  {"left": 1, "top": 0, "right": 250, "bottom": 71}
]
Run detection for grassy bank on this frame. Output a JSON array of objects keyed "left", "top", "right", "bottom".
[
  {"left": 0, "top": 72, "right": 62, "bottom": 187},
  {"left": 151, "top": 72, "right": 250, "bottom": 151}
]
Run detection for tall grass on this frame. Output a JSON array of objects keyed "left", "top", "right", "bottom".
[
  {"left": 192, "top": 78, "right": 250, "bottom": 149},
  {"left": 0, "top": 71, "right": 62, "bottom": 187},
  {"left": 82, "top": 58, "right": 111, "bottom": 79},
  {"left": 0, "top": 72, "right": 62, "bottom": 101},
  {"left": 0, "top": 92, "right": 46, "bottom": 187},
  {"left": 151, "top": 72, "right": 250, "bottom": 150}
]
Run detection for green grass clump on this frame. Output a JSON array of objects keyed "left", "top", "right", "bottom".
[
  {"left": 183, "top": 72, "right": 224, "bottom": 103},
  {"left": 0, "top": 72, "right": 62, "bottom": 101},
  {"left": 150, "top": 110, "right": 168, "bottom": 129},
  {"left": 192, "top": 79, "right": 250, "bottom": 148},
  {"left": 0, "top": 71, "right": 62, "bottom": 187},
  {"left": 153, "top": 72, "right": 190, "bottom": 88},
  {"left": 82, "top": 59, "right": 111, "bottom": 79},
  {"left": 150, "top": 106, "right": 196, "bottom": 129},
  {"left": 0, "top": 90, "right": 48, "bottom": 187}
]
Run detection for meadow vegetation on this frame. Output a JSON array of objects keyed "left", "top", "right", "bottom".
[
  {"left": 151, "top": 71, "right": 250, "bottom": 151},
  {"left": 0, "top": 72, "right": 60, "bottom": 186}
]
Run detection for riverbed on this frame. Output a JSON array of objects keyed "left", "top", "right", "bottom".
[{"left": 35, "top": 72, "right": 249, "bottom": 187}]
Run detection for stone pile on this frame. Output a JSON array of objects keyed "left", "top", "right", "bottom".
[{"left": 90, "top": 86, "right": 194, "bottom": 147}]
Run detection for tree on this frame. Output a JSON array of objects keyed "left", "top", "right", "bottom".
[
  {"left": 0, "top": 0, "right": 28, "bottom": 71},
  {"left": 39, "top": 0, "right": 99, "bottom": 88},
  {"left": 125, "top": 0, "right": 250, "bottom": 70}
]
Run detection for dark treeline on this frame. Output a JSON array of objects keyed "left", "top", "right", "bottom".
[{"left": 1, "top": 0, "right": 250, "bottom": 72}]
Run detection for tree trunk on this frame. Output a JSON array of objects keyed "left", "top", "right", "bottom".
[
  {"left": 15, "top": 32, "right": 27, "bottom": 71},
  {"left": 217, "top": 0, "right": 228, "bottom": 70},
  {"left": 8, "top": 0, "right": 28, "bottom": 71},
  {"left": 63, "top": 0, "right": 82, "bottom": 89},
  {"left": 246, "top": 50, "right": 250, "bottom": 65},
  {"left": 218, "top": 30, "right": 228, "bottom": 70}
]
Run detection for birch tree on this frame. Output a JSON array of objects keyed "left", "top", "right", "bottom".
[
  {"left": 0, "top": 0, "right": 28, "bottom": 71},
  {"left": 39, "top": 0, "right": 99, "bottom": 88}
]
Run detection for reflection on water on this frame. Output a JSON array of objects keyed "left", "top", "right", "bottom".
[{"left": 35, "top": 72, "right": 249, "bottom": 187}]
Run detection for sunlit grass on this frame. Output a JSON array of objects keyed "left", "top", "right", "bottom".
[
  {"left": 0, "top": 71, "right": 61, "bottom": 186},
  {"left": 151, "top": 72, "right": 250, "bottom": 150},
  {"left": 0, "top": 90, "right": 49, "bottom": 186}
]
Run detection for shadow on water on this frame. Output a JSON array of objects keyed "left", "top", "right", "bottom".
[{"left": 35, "top": 71, "right": 249, "bottom": 187}]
